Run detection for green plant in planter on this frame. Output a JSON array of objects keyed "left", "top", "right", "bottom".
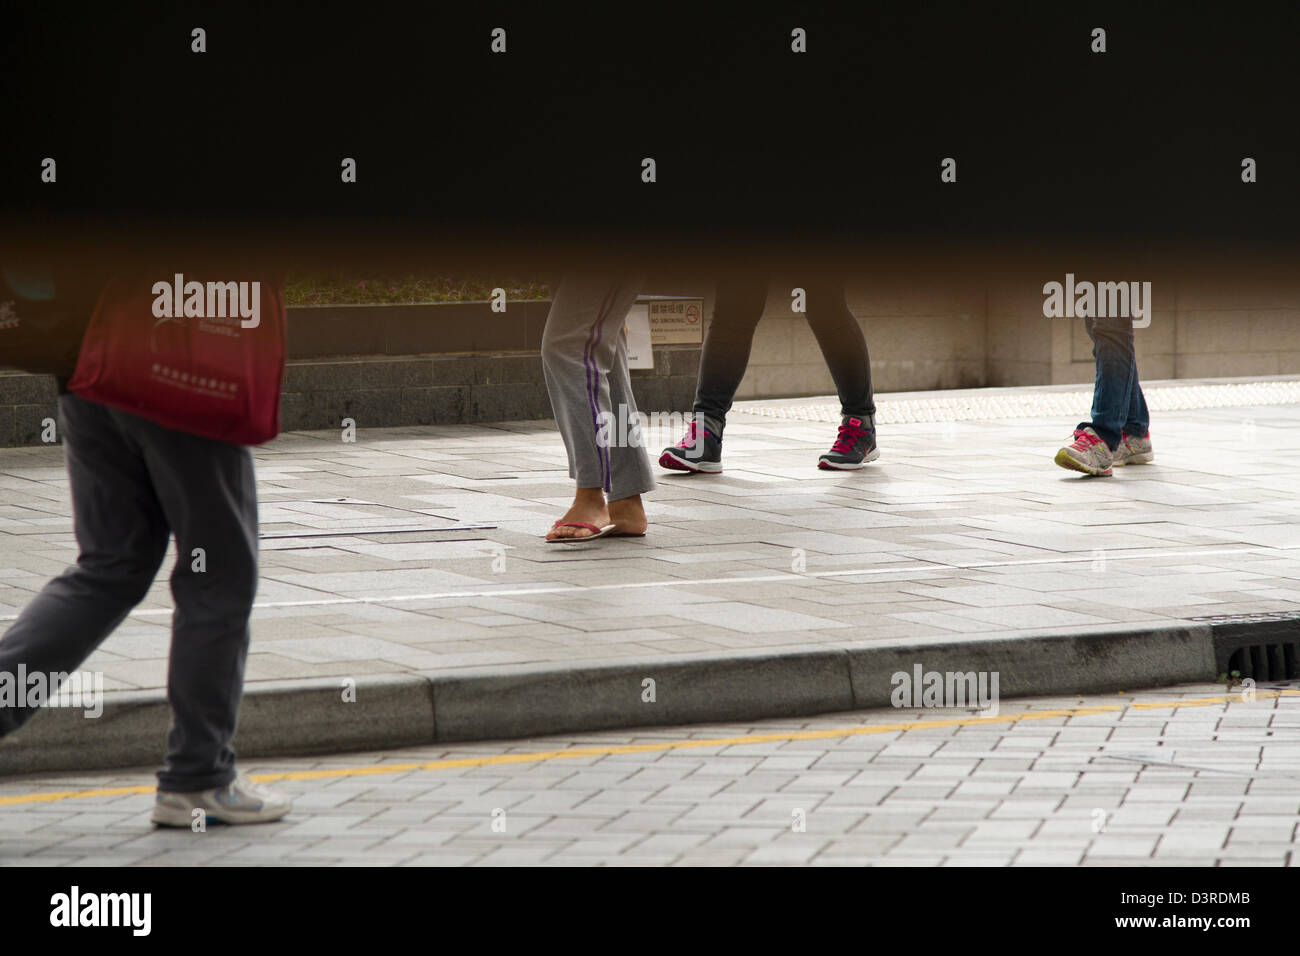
[{"left": 284, "top": 274, "right": 551, "bottom": 307}]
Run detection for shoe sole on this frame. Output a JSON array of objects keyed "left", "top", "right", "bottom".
[
  {"left": 1053, "top": 448, "right": 1112, "bottom": 477},
  {"left": 151, "top": 804, "right": 291, "bottom": 827},
  {"left": 817, "top": 448, "right": 880, "bottom": 471},
  {"left": 658, "top": 451, "right": 722, "bottom": 474},
  {"left": 150, "top": 805, "right": 193, "bottom": 828},
  {"left": 548, "top": 528, "right": 648, "bottom": 543},
  {"left": 1113, "top": 453, "right": 1155, "bottom": 466}
]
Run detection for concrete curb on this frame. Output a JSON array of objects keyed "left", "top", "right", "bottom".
[
  {"left": 845, "top": 622, "right": 1216, "bottom": 708},
  {"left": 426, "top": 648, "right": 855, "bottom": 742},
  {"left": 0, "top": 618, "right": 1283, "bottom": 776}
]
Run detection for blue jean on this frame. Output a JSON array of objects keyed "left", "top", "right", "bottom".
[{"left": 1079, "top": 316, "right": 1149, "bottom": 450}]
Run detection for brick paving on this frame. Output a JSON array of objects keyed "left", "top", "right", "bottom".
[{"left": 0, "top": 683, "right": 1296, "bottom": 866}]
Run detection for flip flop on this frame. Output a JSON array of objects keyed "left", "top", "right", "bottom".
[{"left": 545, "top": 521, "right": 647, "bottom": 543}]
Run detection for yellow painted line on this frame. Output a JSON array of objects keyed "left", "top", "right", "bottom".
[
  {"left": 2, "top": 689, "right": 1296, "bottom": 808},
  {"left": 1130, "top": 690, "right": 1300, "bottom": 710},
  {"left": 0, "top": 784, "right": 158, "bottom": 806}
]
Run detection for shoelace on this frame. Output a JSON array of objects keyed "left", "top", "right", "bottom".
[
  {"left": 831, "top": 423, "right": 867, "bottom": 454},
  {"left": 675, "top": 421, "right": 699, "bottom": 448},
  {"left": 1071, "top": 428, "right": 1103, "bottom": 450}
]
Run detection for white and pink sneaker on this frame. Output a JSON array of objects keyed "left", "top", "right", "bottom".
[
  {"left": 1113, "top": 431, "right": 1154, "bottom": 465},
  {"left": 1054, "top": 426, "right": 1113, "bottom": 476}
]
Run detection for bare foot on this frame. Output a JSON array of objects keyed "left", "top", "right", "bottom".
[
  {"left": 607, "top": 494, "right": 647, "bottom": 535},
  {"left": 546, "top": 488, "right": 611, "bottom": 540}
]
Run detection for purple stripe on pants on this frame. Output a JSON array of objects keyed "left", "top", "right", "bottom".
[{"left": 582, "top": 281, "right": 621, "bottom": 492}]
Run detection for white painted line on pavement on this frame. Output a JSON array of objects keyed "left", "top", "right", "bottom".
[{"left": 0, "top": 545, "right": 1272, "bottom": 621}]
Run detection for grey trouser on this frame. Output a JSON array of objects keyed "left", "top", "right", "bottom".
[
  {"left": 0, "top": 394, "right": 258, "bottom": 792},
  {"left": 540, "top": 274, "right": 655, "bottom": 501}
]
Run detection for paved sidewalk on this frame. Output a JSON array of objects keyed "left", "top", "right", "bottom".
[
  {"left": 1, "top": 377, "right": 1299, "bottom": 768},
  {"left": 1, "top": 682, "right": 1296, "bottom": 866}
]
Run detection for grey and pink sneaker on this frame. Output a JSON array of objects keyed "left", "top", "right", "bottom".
[
  {"left": 1113, "top": 430, "right": 1154, "bottom": 465},
  {"left": 1054, "top": 426, "right": 1113, "bottom": 476},
  {"left": 818, "top": 415, "right": 879, "bottom": 470},
  {"left": 659, "top": 420, "right": 723, "bottom": 473}
]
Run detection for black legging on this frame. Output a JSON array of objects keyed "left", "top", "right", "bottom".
[{"left": 693, "top": 274, "right": 875, "bottom": 429}]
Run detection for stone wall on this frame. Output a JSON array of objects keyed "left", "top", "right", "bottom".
[
  {"left": 732, "top": 279, "right": 987, "bottom": 399},
  {"left": 988, "top": 268, "right": 1300, "bottom": 386},
  {"left": 0, "top": 347, "right": 701, "bottom": 447},
  {"left": 5, "top": 268, "right": 1300, "bottom": 446}
]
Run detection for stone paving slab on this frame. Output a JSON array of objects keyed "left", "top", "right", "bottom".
[{"left": 2, "top": 379, "right": 1300, "bottom": 771}]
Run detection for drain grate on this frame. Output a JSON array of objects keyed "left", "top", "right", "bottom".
[{"left": 1190, "top": 611, "right": 1300, "bottom": 680}]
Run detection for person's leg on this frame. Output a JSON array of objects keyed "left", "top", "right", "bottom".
[
  {"left": 660, "top": 274, "right": 766, "bottom": 473},
  {"left": 1081, "top": 316, "right": 1138, "bottom": 450},
  {"left": 803, "top": 277, "right": 875, "bottom": 420},
  {"left": 0, "top": 394, "right": 168, "bottom": 737},
  {"left": 691, "top": 274, "right": 769, "bottom": 436},
  {"left": 1112, "top": 342, "right": 1154, "bottom": 465},
  {"left": 804, "top": 277, "right": 879, "bottom": 469},
  {"left": 541, "top": 273, "right": 650, "bottom": 538},
  {"left": 1055, "top": 316, "right": 1133, "bottom": 475},
  {"left": 1123, "top": 355, "right": 1150, "bottom": 439},
  {"left": 605, "top": 301, "right": 656, "bottom": 504},
  {"left": 108, "top": 410, "right": 260, "bottom": 793}
]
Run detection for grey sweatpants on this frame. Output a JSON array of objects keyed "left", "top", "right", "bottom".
[
  {"left": 540, "top": 274, "right": 655, "bottom": 501},
  {"left": 0, "top": 394, "right": 258, "bottom": 792}
]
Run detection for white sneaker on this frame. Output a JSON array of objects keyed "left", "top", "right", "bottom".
[
  {"left": 1054, "top": 426, "right": 1113, "bottom": 476},
  {"left": 1113, "top": 431, "right": 1154, "bottom": 465},
  {"left": 152, "top": 773, "right": 292, "bottom": 827}
]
